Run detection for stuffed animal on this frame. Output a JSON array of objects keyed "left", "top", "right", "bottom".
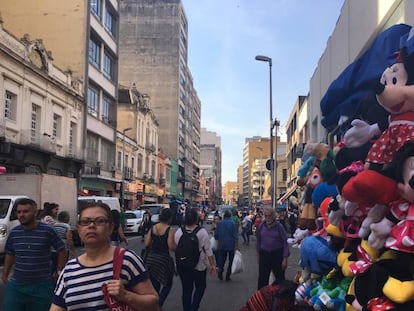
[
  {"left": 369, "top": 141, "right": 414, "bottom": 251},
  {"left": 342, "top": 40, "right": 414, "bottom": 213}
]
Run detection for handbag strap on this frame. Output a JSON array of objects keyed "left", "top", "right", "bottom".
[{"left": 113, "top": 246, "right": 126, "bottom": 280}]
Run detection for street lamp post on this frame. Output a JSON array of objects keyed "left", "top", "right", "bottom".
[
  {"left": 255, "top": 55, "right": 275, "bottom": 210},
  {"left": 121, "top": 127, "right": 132, "bottom": 209},
  {"left": 256, "top": 146, "right": 263, "bottom": 200}
]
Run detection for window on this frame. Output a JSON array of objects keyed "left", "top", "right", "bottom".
[
  {"left": 101, "top": 139, "right": 114, "bottom": 170},
  {"left": 31, "top": 104, "right": 40, "bottom": 143},
  {"left": 87, "top": 85, "right": 99, "bottom": 117},
  {"left": 102, "top": 95, "right": 113, "bottom": 123},
  {"left": 69, "top": 122, "right": 76, "bottom": 156},
  {"left": 89, "top": 37, "right": 101, "bottom": 68},
  {"left": 52, "top": 113, "right": 62, "bottom": 139},
  {"left": 137, "top": 154, "right": 143, "bottom": 174},
  {"left": 151, "top": 160, "right": 156, "bottom": 177},
  {"left": 282, "top": 169, "right": 287, "bottom": 182},
  {"left": 104, "top": 8, "right": 116, "bottom": 36},
  {"left": 4, "top": 91, "right": 17, "bottom": 121},
  {"left": 145, "top": 156, "right": 149, "bottom": 175},
  {"left": 90, "top": 0, "right": 101, "bottom": 19},
  {"left": 86, "top": 133, "right": 99, "bottom": 162},
  {"left": 103, "top": 51, "right": 114, "bottom": 80},
  {"left": 117, "top": 151, "right": 121, "bottom": 170}
]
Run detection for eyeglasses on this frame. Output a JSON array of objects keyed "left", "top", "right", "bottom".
[{"left": 78, "top": 217, "right": 110, "bottom": 226}]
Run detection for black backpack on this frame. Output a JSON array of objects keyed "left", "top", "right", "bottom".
[{"left": 175, "top": 226, "right": 202, "bottom": 270}]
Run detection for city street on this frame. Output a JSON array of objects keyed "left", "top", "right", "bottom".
[
  {"left": 126, "top": 224, "right": 301, "bottom": 311},
  {"left": 0, "top": 223, "right": 301, "bottom": 311}
]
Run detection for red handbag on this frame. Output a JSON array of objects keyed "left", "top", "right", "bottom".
[{"left": 102, "top": 247, "right": 137, "bottom": 311}]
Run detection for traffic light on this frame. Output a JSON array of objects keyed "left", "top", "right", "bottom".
[{"left": 266, "top": 159, "right": 274, "bottom": 171}]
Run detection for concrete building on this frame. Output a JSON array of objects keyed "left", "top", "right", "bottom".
[
  {"left": 117, "top": 84, "right": 163, "bottom": 207},
  {"left": 1, "top": 0, "right": 121, "bottom": 195},
  {"left": 223, "top": 181, "right": 237, "bottom": 206},
  {"left": 200, "top": 128, "right": 222, "bottom": 206},
  {"left": 0, "top": 21, "right": 84, "bottom": 177},
  {"left": 118, "top": 0, "right": 201, "bottom": 201},
  {"left": 237, "top": 165, "right": 244, "bottom": 206},
  {"left": 286, "top": 96, "right": 308, "bottom": 187},
  {"left": 242, "top": 137, "right": 270, "bottom": 205}
]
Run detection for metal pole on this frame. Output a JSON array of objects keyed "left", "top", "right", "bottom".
[
  {"left": 256, "top": 146, "right": 263, "bottom": 200},
  {"left": 268, "top": 60, "right": 275, "bottom": 210},
  {"left": 255, "top": 55, "right": 274, "bottom": 210}
]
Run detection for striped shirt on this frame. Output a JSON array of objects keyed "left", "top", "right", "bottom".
[
  {"left": 53, "top": 249, "right": 149, "bottom": 310},
  {"left": 53, "top": 222, "right": 70, "bottom": 250},
  {"left": 5, "top": 222, "right": 65, "bottom": 283}
]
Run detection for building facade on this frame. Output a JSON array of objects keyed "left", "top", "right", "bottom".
[
  {"left": 200, "top": 128, "right": 222, "bottom": 206},
  {"left": 0, "top": 21, "right": 84, "bottom": 178},
  {"left": 118, "top": 0, "right": 201, "bottom": 201},
  {"left": 1, "top": 0, "right": 122, "bottom": 195}
]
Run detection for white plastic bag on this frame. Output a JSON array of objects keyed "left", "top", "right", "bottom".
[
  {"left": 210, "top": 236, "right": 217, "bottom": 251},
  {"left": 231, "top": 250, "right": 244, "bottom": 274}
]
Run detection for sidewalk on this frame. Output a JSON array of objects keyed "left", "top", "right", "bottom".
[{"left": 162, "top": 233, "right": 302, "bottom": 310}]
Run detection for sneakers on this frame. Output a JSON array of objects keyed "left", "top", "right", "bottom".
[{"left": 218, "top": 271, "right": 223, "bottom": 281}]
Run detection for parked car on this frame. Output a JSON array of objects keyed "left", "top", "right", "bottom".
[
  {"left": 124, "top": 210, "right": 144, "bottom": 235},
  {"left": 206, "top": 212, "right": 215, "bottom": 224},
  {"left": 140, "top": 203, "right": 169, "bottom": 224}
]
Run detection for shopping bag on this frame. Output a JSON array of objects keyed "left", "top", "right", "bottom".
[
  {"left": 210, "top": 236, "right": 217, "bottom": 251},
  {"left": 231, "top": 250, "right": 244, "bottom": 274}
]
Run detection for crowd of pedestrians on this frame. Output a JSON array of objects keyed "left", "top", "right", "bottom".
[{"left": 1, "top": 198, "right": 294, "bottom": 310}]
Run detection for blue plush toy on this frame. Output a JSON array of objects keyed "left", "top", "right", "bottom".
[{"left": 300, "top": 235, "right": 338, "bottom": 277}]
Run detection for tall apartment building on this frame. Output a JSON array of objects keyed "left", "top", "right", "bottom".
[
  {"left": 200, "top": 128, "right": 222, "bottom": 206},
  {"left": 242, "top": 137, "right": 270, "bottom": 205},
  {"left": 119, "top": 0, "right": 201, "bottom": 201},
  {"left": 1, "top": 0, "right": 121, "bottom": 195},
  {"left": 223, "top": 181, "right": 237, "bottom": 206},
  {"left": 286, "top": 96, "right": 308, "bottom": 187}
]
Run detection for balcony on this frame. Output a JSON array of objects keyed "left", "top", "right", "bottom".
[
  {"left": 123, "top": 167, "right": 134, "bottom": 181},
  {"left": 20, "top": 129, "right": 56, "bottom": 154},
  {"left": 145, "top": 143, "right": 156, "bottom": 153},
  {"left": 66, "top": 145, "right": 84, "bottom": 160}
]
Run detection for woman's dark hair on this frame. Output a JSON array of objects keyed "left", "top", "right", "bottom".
[
  {"left": 39, "top": 202, "right": 59, "bottom": 219},
  {"left": 57, "top": 211, "right": 70, "bottom": 223},
  {"left": 159, "top": 208, "right": 172, "bottom": 223},
  {"left": 111, "top": 209, "right": 120, "bottom": 229},
  {"left": 184, "top": 208, "right": 198, "bottom": 226},
  {"left": 78, "top": 202, "right": 113, "bottom": 223}
]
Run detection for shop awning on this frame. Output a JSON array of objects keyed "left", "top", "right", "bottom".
[{"left": 277, "top": 184, "right": 298, "bottom": 205}]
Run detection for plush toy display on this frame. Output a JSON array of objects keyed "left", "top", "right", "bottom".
[{"left": 294, "top": 24, "right": 414, "bottom": 311}]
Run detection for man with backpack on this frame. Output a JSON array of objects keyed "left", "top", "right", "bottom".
[
  {"left": 214, "top": 210, "right": 239, "bottom": 281},
  {"left": 174, "top": 208, "right": 216, "bottom": 311}
]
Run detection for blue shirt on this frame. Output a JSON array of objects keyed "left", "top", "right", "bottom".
[
  {"left": 5, "top": 222, "right": 65, "bottom": 283},
  {"left": 214, "top": 218, "right": 238, "bottom": 251}
]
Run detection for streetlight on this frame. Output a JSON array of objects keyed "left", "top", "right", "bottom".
[
  {"left": 121, "top": 127, "right": 132, "bottom": 209},
  {"left": 256, "top": 146, "right": 263, "bottom": 200},
  {"left": 255, "top": 55, "right": 275, "bottom": 210}
]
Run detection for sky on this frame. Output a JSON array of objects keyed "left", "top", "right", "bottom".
[{"left": 181, "top": 0, "right": 344, "bottom": 183}]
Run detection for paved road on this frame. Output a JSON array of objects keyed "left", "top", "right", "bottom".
[
  {"left": 161, "top": 232, "right": 301, "bottom": 311},
  {"left": 0, "top": 224, "right": 301, "bottom": 311}
]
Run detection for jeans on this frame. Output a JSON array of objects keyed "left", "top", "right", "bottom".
[
  {"left": 218, "top": 249, "right": 235, "bottom": 275},
  {"left": 151, "top": 277, "right": 173, "bottom": 306},
  {"left": 177, "top": 268, "right": 207, "bottom": 311},
  {"left": 241, "top": 227, "right": 250, "bottom": 243},
  {"left": 257, "top": 248, "right": 285, "bottom": 290}
]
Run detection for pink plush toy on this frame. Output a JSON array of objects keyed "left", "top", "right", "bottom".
[{"left": 369, "top": 141, "right": 414, "bottom": 251}]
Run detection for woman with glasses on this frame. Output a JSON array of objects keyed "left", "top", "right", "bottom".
[
  {"left": 50, "top": 202, "right": 159, "bottom": 310},
  {"left": 255, "top": 206, "right": 290, "bottom": 290}
]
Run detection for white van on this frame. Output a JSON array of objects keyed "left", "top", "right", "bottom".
[
  {"left": 0, "top": 195, "right": 27, "bottom": 254},
  {"left": 77, "top": 196, "right": 121, "bottom": 213}
]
